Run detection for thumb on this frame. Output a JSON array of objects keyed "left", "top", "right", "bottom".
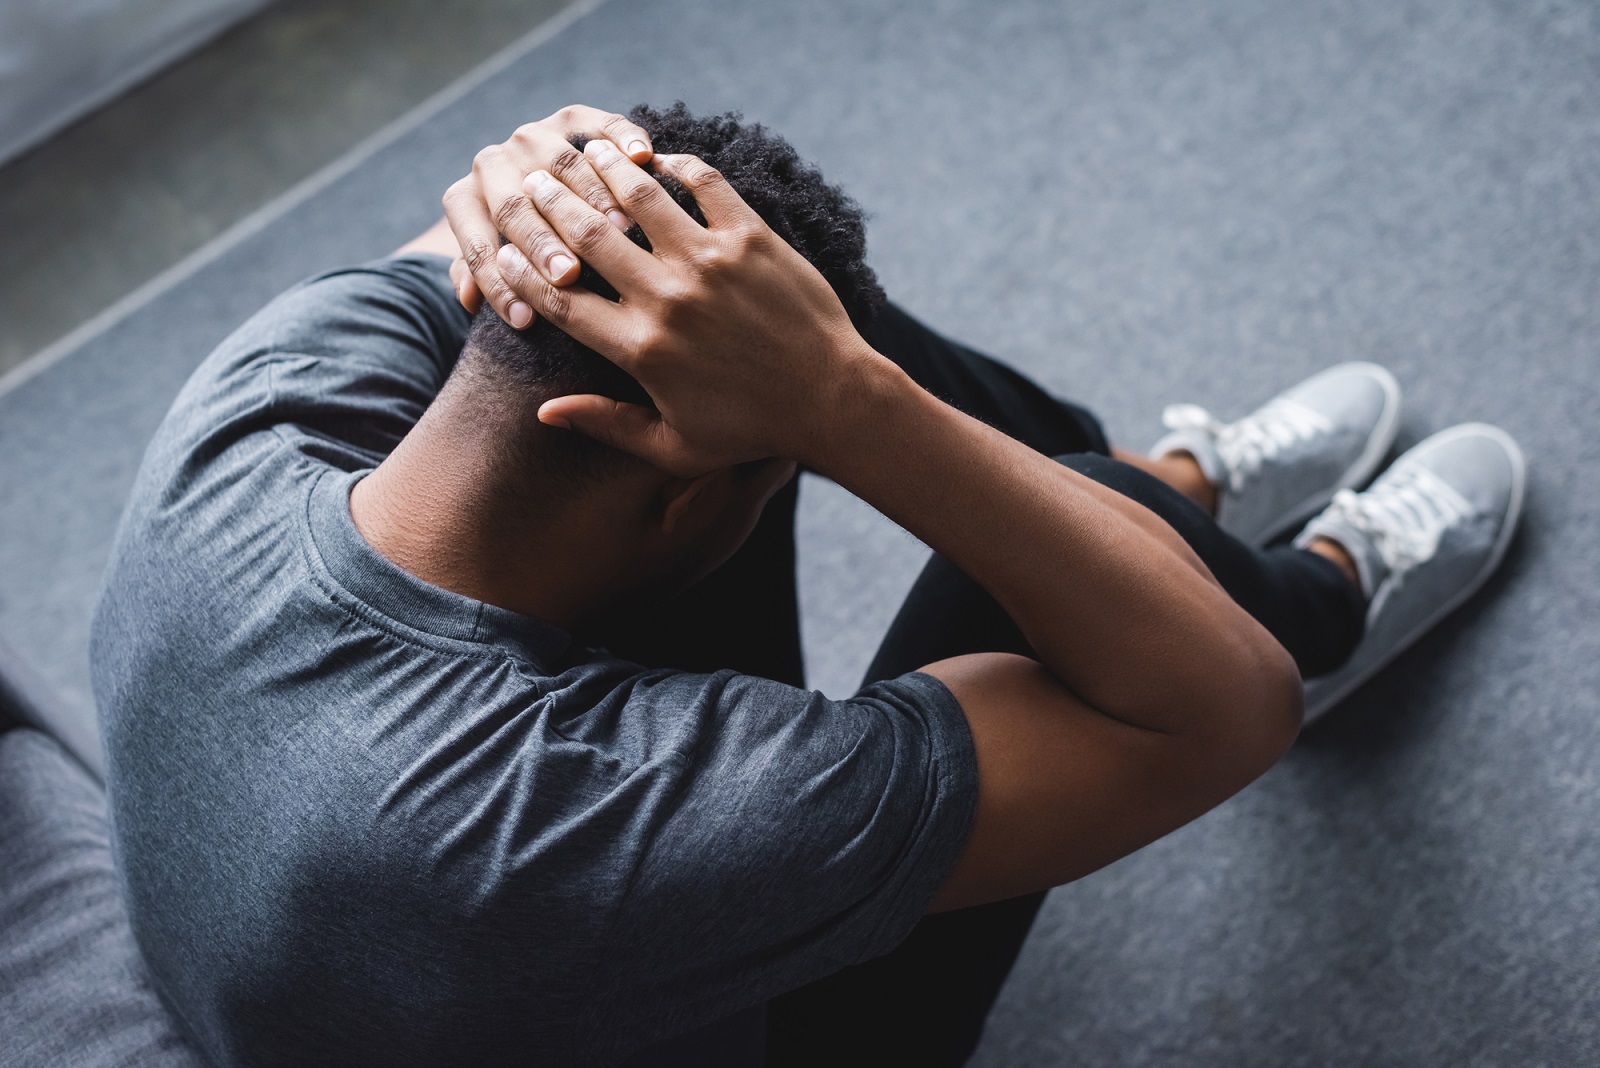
[{"left": 537, "top": 395, "right": 704, "bottom": 475}]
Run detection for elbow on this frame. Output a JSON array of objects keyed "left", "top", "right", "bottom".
[
  {"left": 1193, "top": 625, "right": 1303, "bottom": 788},
  {"left": 1229, "top": 632, "right": 1304, "bottom": 777},
  {"left": 1254, "top": 637, "right": 1305, "bottom": 763}
]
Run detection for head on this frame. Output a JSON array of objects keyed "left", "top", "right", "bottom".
[{"left": 449, "top": 102, "right": 884, "bottom": 600}]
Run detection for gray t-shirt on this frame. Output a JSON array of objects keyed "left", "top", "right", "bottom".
[{"left": 91, "top": 255, "right": 977, "bottom": 1066}]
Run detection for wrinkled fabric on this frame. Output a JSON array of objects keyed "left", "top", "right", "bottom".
[{"left": 91, "top": 255, "right": 977, "bottom": 1066}]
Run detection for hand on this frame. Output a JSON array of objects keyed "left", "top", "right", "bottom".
[
  {"left": 443, "top": 105, "right": 655, "bottom": 328},
  {"left": 513, "top": 140, "right": 885, "bottom": 476}
]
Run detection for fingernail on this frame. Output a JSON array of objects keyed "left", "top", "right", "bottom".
[
  {"left": 508, "top": 301, "right": 533, "bottom": 329},
  {"left": 607, "top": 209, "right": 630, "bottom": 231},
  {"left": 541, "top": 412, "right": 570, "bottom": 430},
  {"left": 627, "top": 139, "right": 650, "bottom": 157},
  {"left": 528, "top": 169, "right": 554, "bottom": 190},
  {"left": 497, "top": 243, "right": 531, "bottom": 274},
  {"left": 548, "top": 253, "right": 576, "bottom": 280}
]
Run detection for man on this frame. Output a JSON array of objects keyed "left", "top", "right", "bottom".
[{"left": 93, "top": 104, "right": 1523, "bottom": 1066}]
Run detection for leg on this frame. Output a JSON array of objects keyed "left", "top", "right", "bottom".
[
  {"left": 1111, "top": 449, "right": 1360, "bottom": 585},
  {"left": 863, "top": 303, "right": 1111, "bottom": 459},
  {"left": 766, "top": 453, "right": 1366, "bottom": 1067}
]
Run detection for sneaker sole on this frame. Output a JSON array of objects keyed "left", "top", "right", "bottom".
[
  {"left": 1252, "top": 362, "right": 1404, "bottom": 545},
  {"left": 1303, "top": 422, "right": 1527, "bottom": 722}
]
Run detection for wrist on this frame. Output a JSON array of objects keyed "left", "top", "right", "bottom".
[{"left": 795, "top": 336, "right": 924, "bottom": 477}]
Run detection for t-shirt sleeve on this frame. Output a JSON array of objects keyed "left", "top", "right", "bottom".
[
  {"left": 595, "top": 668, "right": 978, "bottom": 1029},
  {"left": 156, "top": 253, "right": 470, "bottom": 475}
]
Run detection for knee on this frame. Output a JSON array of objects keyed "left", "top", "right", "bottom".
[
  {"left": 1053, "top": 452, "right": 1157, "bottom": 501},
  {"left": 1052, "top": 451, "right": 1122, "bottom": 480},
  {"left": 1052, "top": 452, "right": 1211, "bottom": 528}
]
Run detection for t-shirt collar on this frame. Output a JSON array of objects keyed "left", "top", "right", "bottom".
[{"left": 305, "top": 469, "right": 572, "bottom": 669}]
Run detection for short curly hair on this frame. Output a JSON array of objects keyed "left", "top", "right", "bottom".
[{"left": 460, "top": 102, "right": 884, "bottom": 480}]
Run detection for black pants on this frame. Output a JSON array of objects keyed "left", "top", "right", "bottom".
[{"left": 606, "top": 305, "right": 1366, "bottom": 1067}]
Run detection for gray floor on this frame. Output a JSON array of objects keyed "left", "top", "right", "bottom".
[
  {"left": 0, "top": 0, "right": 581, "bottom": 378},
  {"left": 1, "top": 0, "right": 1597, "bottom": 1063}
]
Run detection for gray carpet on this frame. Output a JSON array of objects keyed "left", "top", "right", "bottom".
[{"left": 1, "top": 0, "right": 1596, "bottom": 1062}]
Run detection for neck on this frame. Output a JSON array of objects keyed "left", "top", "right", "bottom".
[{"left": 349, "top": 376, "right": 646, "bottom": 628}]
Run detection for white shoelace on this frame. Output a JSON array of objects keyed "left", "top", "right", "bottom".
[
  {"left": 1317, "top": 463, "right": 1473, "bottom": 575},
  {"left": 1162, "top": 398, "right": 1333, "bottom": 493}
]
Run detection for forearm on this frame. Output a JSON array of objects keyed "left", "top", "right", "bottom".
[
  {"left": 393, "top": 216, "right": 463, "bottom": 260},
  {"left": 807, "top": 349, "right": 1297, "bottom": 735}
]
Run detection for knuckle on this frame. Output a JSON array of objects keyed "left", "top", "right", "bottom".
[
  {"left": 442, "top": 178, "right": 472, "bottom": 207},
  {"left": 539, "top": 284, "right": 572, "bottom": 324},
  {"left": 613, "top": 316, "right": 652, "bottom": 362},
  {"left": 554, "top": 104, "right": 584, "bottom": 126},
  {"left": 728, "top": 215, "right": 764, "bottom": 242},
  {"left": 527, "top": 233, "right": 570, "bottom": 268},
  {"left": 630, "top": 335, "right": 661, "bottom": 370},
  {"left": 461, "top": 237, "right": 499, "bottom": 271},
  {"left": 547, "top": 147, "right": 592, "bottom": 185},
  {"left": 684, "top": 244, "right": 724, "bottom": 276},
  {"left": 682, "top": 159, "right": 725, "bottom": 188},
  {"left": 627, "top": 316, "right": 661, "bottom": 350},
  {"left": 565, "top": 211, "right": 614, "bottom": 251},
  {"left": 472, "top": 144, "right": 503, "bottom": 172},
  {"left": 654, "top": 275, "right": 695, "bottom": 308},
  {"left": 490, "top": 194, "right": 534, "bottom": 233},
  {"left": 615, "top": 177, "right": 660, "bottom": 208},
  {"left": 509, "top": 257, "right": 543, "bottom": 291}
]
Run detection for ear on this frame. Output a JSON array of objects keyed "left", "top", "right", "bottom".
[{"left": 659, "top": 469, "right": 727, "bottom": 536}]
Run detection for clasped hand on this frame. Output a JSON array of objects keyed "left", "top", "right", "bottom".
[{"left": 443, "top": 106, "right": 881, "bottom": 478}]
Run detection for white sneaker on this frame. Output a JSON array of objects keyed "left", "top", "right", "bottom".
[
  {"left": 1296, "top": 423, "right": 1527, "bottom": 723},
  {"left": 1152, "top": 362, "right": 1402, "bottom": 546}
]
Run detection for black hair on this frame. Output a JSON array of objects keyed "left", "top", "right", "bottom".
[{"left": 459, "top": 102, "right": 884, "bottom": 482}]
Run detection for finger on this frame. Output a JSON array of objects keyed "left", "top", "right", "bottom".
[
  {"left": 510, "top": 124, "right": 631, "bottom": 232},
  {"left": 651, "top": 153, "right": 758, "bottom": 231},
  {"left": 501, "top": 242, "right": 642, "bottom": 359},
  {"left": 538, "top": 395, "right": 706, "bottom": 477},
  {"left": 443, "top": 176, "right": 533, "bottom": 329},
  {"left": 583, "top": 140, "right": 704, "bottom": 249},
  {"left": 549, "top": 104, "right": 655, "bottom": 162},
  {"left": 449, "top": 258, "right": 483, "bottom": 312},
  {"left": 525, "top": 169, "right": 654, "bottom": 288},
  {"left": 475, "top": 144, "right": 583, "bottom": 288}
]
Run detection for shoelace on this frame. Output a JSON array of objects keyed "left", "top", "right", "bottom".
[
  {"left": 1317, "top": 463, "right": 1473, "bottom": 575},
  {"left": 1162, "top": 399, "right": 1333, "bottom": 493}
]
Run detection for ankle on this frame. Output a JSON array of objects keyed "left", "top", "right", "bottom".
[
  {"left": 1307, "top": 536, "right": 1364, "bottom": 597},
  {"left": 1113, "top": 448, "right": 1219, "bottom": 515},
  {"left": 1160, "top": 452, "right": 1219, "bottom": 515}
]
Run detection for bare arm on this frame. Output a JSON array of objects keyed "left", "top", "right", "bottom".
[
  {"left": 490, "top": 139, "right": 1302, "bottom": 910},
  {"left": 392, "top": 216, "right": 461, "bottom": 259},
  {"left": 812, "top": 361, "right": 1301, "bottom": 908}
]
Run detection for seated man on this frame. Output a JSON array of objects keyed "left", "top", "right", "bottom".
[{"left": 93, "top": 103, "right": 1523, "bottom": 1066}]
